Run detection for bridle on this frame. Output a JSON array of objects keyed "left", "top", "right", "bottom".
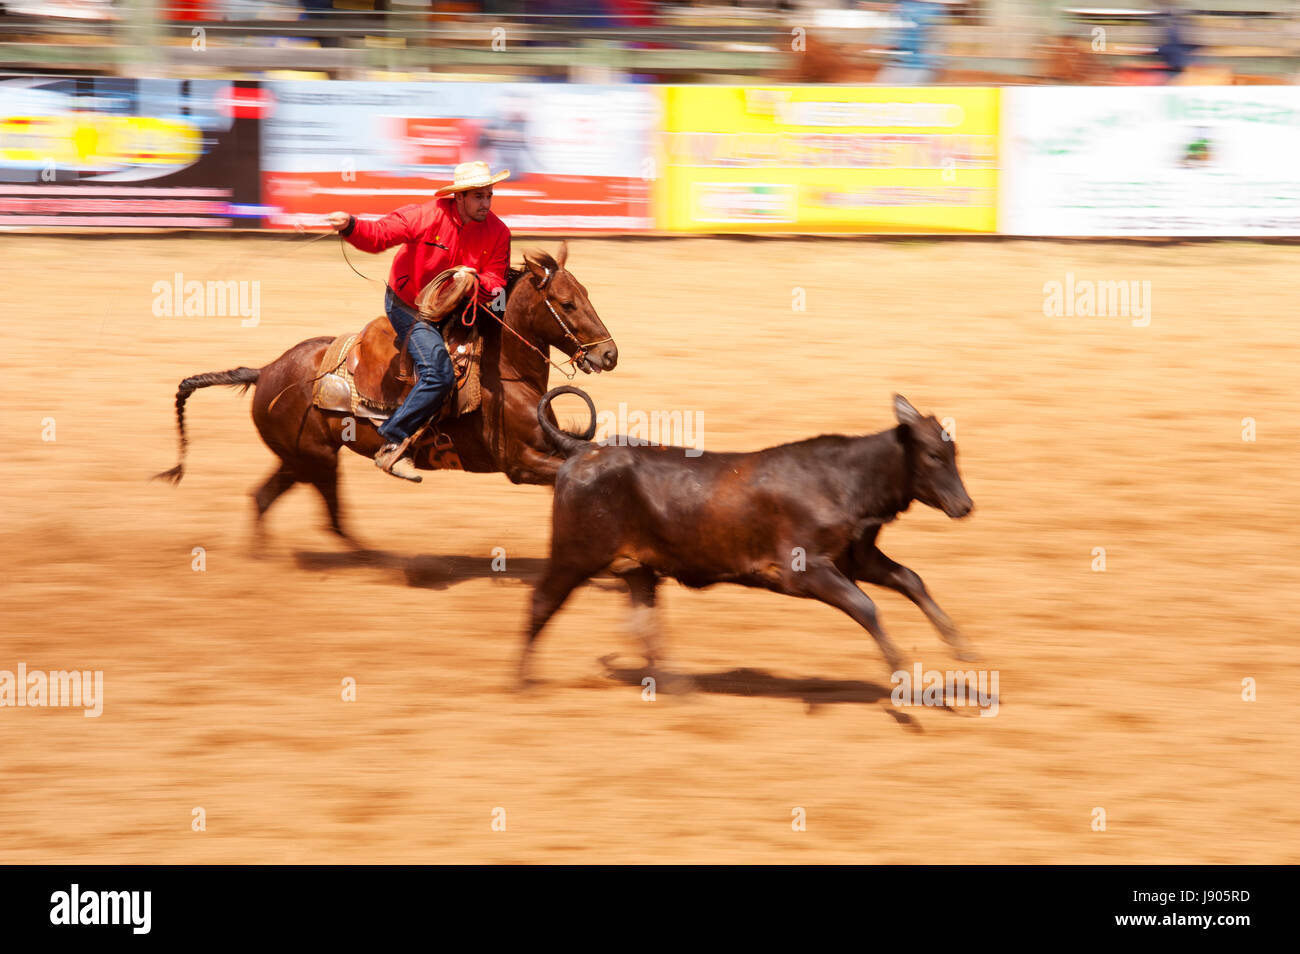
[
  {"left": 479, "top": 265, "right": 613, "bottom": 380},
  {"left": 340, "top": 234, "right": 610, "bottom": 379}
]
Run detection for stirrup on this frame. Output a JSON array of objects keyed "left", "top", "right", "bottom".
[{"left": 374, "top": 442, "right": 422, "bottom": 483}]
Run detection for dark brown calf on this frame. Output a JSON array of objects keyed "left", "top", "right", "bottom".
[{"left": 520, "top": 389, "right": 978, "bottom": 685}]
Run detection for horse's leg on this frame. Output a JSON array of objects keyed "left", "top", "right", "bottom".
[
  {"left": 250, "top": 463, "right": 297, "bottom": 554},
  {"left": 251, "top": 337, "right": 361, "bottom": 548},
  {"left": 299, "top": 450, "right": 361, "bottom": 550}
]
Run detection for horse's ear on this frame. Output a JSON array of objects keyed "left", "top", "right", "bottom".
[
  {"left": 523, "top": 248, "right": 557, "bottom": 289},
  {"left": 555, "top": 240, "right": 568, "bottom": 271}
]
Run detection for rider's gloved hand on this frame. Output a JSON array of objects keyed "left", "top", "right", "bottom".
[{"left": 326, "top": 211, "right": 353, "bottom": 232}]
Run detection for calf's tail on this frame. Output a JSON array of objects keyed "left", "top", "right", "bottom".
[
  {"left": 153, "top": 367, "right": 261, "bottom": 484},
  {"left": 537, "top": 385, "right": 598, "bottom": 458}
]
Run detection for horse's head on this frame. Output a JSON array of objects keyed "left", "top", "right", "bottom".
[{"left": 515, "top": 242, "right": 618, "bottom": 375}]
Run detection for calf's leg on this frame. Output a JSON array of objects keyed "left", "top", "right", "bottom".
[
  {"left": 853, "top": 546, "right": 979, "bottom": 662},
  {"left": 613, "top": 565, "right": 663, "bottom": 669},
  {"left": 798, "top": 563, "right": 906, "bottom": 673},
  {"left": 518, "top": 563, "right": 591, "bottom": 686}
]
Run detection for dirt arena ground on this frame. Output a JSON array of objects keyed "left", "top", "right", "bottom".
[{"left": 1, "top": 234, "right": 1296, "bottom": 863}]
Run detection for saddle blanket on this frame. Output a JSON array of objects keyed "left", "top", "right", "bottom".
[{"left": 311, "top": 321, "right": 483, "bottom": 423}]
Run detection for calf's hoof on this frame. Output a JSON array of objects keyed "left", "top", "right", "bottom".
[{"left": 515, "top": 651, "right": 539, "bottom": 692}]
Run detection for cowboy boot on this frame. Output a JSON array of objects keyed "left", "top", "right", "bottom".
[{"left": 374, "top": 442, "right": 422, "bottom": 483}]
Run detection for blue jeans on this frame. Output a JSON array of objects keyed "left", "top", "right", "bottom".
[{"left": 377, "top": 288, "right": 455, "bottom": 444}]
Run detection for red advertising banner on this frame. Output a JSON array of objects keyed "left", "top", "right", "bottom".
[{"left": 260, "top": 82, "right": 657, "bottom": 232}]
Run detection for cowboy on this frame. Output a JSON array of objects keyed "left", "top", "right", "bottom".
[{"left": 327, "top": 160, "right": 511, "bottom": 482}]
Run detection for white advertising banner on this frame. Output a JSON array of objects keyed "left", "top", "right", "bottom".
[{"left": 1001, "top": 87, "right": 1300, "bottom": 236}]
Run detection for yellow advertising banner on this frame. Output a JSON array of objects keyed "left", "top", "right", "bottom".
[
  {"left": 656, "top": 86, "right": 999, "bottom": 233},
  {"left": 0, "top": 114, "right": 201, "bottom": 169}
]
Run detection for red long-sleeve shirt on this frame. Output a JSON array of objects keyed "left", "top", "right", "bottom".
[{"left": 342, "top": 197, "right": 511, "bottom": 309}]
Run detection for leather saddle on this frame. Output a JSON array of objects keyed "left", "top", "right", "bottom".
[{"left": 312, "top": 268, "right": 484, "bottom": 423}]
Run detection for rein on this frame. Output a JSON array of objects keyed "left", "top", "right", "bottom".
[
  {"left": 341, "top": 236, "right": 608, "bottom": 381},
  {"left": 481, "top": 267, "right": 613, "bottom": 380}
]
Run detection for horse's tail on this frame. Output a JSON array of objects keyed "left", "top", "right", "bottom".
[
  {"left": 153, "top": 367, "right": 261, "bottom": 484},
  {"left": 537, "top": 385, "right": 598, "bottom": 459}
]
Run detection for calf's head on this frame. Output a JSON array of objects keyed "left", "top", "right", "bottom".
[{"left": 894, "top": 394, "right": 974, "bottom": 519}]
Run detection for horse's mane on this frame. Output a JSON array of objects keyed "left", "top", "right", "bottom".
[
  {"left": 505, "top": 265, "right": 526, "bottom": 298},
  {"left": 505, "top": 248, "right": 559, "bottom": 299},
  {"left": 478, "top": 251, "right": 564, "bottom": 354},
  {"left": 475, "top": 266, "right": 530, "bottom": 343},
  {"left": 493, "top": 250, "right": 564, "bottom": 336}
]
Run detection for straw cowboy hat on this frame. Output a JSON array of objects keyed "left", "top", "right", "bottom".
[{"left": 434, "top": 161, "right": 510, "bottom": 198}]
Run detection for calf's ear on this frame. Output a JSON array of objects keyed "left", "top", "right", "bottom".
[{"left": 893, "top": 394, "right": 922, "bottom": 427}]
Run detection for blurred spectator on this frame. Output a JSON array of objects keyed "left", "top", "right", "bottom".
[
  {"left": 877, "top": 0, "right": 943, "bottom": 84},
  {"left": 478, "top": 97, "right": 536, "bottom": 178},
  {"left": 604, "top": 0, "right": 653, "bottom": 28},
  {"left": 538, "top": 0, "right": 611, "bottom": 30},
  {"left": 1039, "top": 33, "right": 1111, "bottom": 85},
  {"left": 1156, "top": 3, "right": 1199, "bottom": 80}
]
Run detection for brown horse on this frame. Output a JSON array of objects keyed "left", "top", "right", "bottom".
[{"left": 155, "top": 243, "right": 618, "bottom": 546}]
